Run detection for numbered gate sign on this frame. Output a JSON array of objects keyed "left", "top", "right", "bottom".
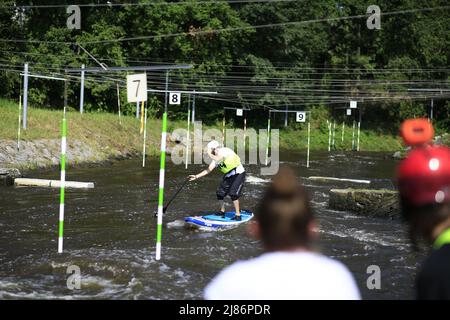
[
  {"left": 347, "top": 108, "right": 352, "bottom": 116},
  {"left": 296, "top": 112, "right": 306, "bottom": 123},
  {"left": 350, "top": 101, "right": 357, "bottom": 109},
  {"left": 169, "top": 92, "right": 181, "bottom": 105},
  {"left": 236, "top": 108, "right": 243, "bottom": 116},
  {"left": 127, "top": 73, "right": 147, "bottom": 103}
]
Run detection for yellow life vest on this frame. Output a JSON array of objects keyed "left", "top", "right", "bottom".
[{"left": 217, "top": 152, "right": 241, "bottom": 174}]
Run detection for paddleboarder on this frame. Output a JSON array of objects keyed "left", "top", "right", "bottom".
[{"left": 188, "top": 140, "right": 246, "bottom": 221}]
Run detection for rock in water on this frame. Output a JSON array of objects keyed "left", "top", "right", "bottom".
[
  {"left": 0, "top": 168, "right": 22, "bottom": 186},
  {"left": 329, "top": 188, "right": 399, "bottom": 219}
]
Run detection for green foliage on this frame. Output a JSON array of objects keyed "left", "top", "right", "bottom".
[{"left": 0, "top": 0, "right": 448, "bottom": 133}]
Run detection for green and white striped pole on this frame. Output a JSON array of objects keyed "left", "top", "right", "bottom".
[
  {"left": 142, "top": 106, "right": 148, "bottom": 167},
  {"left": 58, "top": 113, "right": 67, "bottom": 253},
  {"left": 265, "top": 112, "right": 271, "bottom": 166},
  {"left": 58, "top": 75, "right": 68, "bottom": 253},
  {"left": 156, "top": 71, "right": 169, "bottom": 261}
]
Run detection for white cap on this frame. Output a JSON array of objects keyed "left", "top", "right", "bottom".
[{"left": 207, "top": 140, "right": 220, "bottom": 151}]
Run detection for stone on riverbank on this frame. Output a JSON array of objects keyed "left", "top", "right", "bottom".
[
  {"left": 329, "top": 188, "right": 399, "bottom": 219},
  {"left": 0, "top": 168, "right": 22, "bottom": 186}
]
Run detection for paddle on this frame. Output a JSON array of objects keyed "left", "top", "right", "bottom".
[{"left": 154, "top": 179, "right": 189, "bottom": 217}]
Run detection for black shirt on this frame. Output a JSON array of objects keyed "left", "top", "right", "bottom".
[{"left": 416, "top": 244, "right": 450, "bottom": 300}]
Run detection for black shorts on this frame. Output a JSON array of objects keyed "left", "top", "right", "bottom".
[{"left": 216, "top": 172, "right": 246, "bottom": 201}]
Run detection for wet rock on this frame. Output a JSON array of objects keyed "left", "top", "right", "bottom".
[
  {"left": 0, "top": 168, "right": 22, "bottom": 186},
  {"left": 329, "top": 188, "right": 399, "bottom": 219}
]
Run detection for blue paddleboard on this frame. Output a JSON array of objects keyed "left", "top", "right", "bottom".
[{"left": 184, "top": 209, "right": 254, "bottom": 230}]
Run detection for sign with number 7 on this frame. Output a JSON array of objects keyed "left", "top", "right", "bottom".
[{"left": 127, "top": 73, "right": 147, "bottom": 103}]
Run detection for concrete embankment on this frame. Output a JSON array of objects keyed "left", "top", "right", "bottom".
[
  {"left": 0, "top": 136, "right": 179, "bottom": 173},
  {"left": 0, "top": 139, "right": 112, "bottom": 171},
  {"left": 329, "top": 188, "right": 399, "bottom": 219}
]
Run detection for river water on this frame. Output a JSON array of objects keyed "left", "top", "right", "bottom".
[{"left": 0, "top": 151, "right": 424, "bottom": 299}]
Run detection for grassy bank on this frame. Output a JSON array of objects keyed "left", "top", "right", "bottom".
[{"left": 1, "top": 98, "right": 405, "bottom": 168}]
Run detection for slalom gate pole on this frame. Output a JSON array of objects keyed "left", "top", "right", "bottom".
[{"left": 156, "top": 72, "right": 169, "bottom": 261}]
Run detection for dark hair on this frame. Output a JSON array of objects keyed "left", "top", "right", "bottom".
[
  {"left": 400, "top": 197, "right": 450, "bottom": 250},
  {"left": 256, "top": 165, "right": 314, "bottom": 251}
]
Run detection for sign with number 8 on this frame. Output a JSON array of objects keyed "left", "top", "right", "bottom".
[{"left": 169, "top": 92, "right": 181, "bottom": 105}]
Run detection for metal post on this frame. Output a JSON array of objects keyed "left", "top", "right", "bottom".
[
  {"left": 79, "top": 64, "right": 85, "bottom": 114},
  {"left": 351, "top": 120, "right": 356, "bottom": 150},
  {"left": 244, "top": 110, "right": 247, "bottom": 151},
  {"left": 222, "top": 108, "right": 226, "bottom": 145},
  {"left": 17, "top": 95, "right": 21, "bottom": 151},
  {"left": 332, "top": 121, "right": 336, "bottom": 149},
  {"left": 186, "top": 95, "right": 191, "bottom": 170},
  {"left": 284, "top": 104, "right": 288, "bottom": 127},
  {"left": 357, "top": 108, "right": 362, "bottom": 152},
  {"left": 430, "top": 99, "right": 434, "bottom": 121},
  {"left": 306, "top": 121, "right": 311, "bottom": 168},
  {"left": 136, "top": 101, "right": 140, "bottom": 119},
  {"left": 191, "top": 93, "right": 196, "bottom": 124},
  {"left": 22, "top": 63, "right": 28, "bottom": 129},
  {"left": 142, "top": 107, "right": 148, "bottom": 167},
  {"left": 116, "top": 83, "right": 121, "bottom": 124},
  {"left": 265, "top": 112, "right": 271, "bottom": 166},
  {"left": 328, "top": 121, "right": 331, "bottom": 152}
]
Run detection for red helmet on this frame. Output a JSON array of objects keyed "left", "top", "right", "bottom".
[{"left": 398, "top": 119, "right": 450, "bottom": 206}]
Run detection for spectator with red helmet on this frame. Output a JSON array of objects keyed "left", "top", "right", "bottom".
[{"left": 397, "top": 118, "right": 450, "bottom": 300}]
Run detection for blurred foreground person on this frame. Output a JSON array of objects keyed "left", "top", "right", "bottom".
[
  {"left": 397, "top": 119, "right": 450, "bottom": 300},
  {"left": 204, "top": 166, "right": 360, "bottom": 300}
]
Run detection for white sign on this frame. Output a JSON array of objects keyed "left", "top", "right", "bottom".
[
  {"left": 350, "top": 101, "right": 357, "bottom": 109},
  {"left": 236, "top": 108, "right": 243, "bottom": 116},
  {"left": 127, "top": 74, "right": 147, "bottom": 103},
  {"left": 169, "top": 92, "right": 181, "bottom": 105},
  {"left": 347, "top": 108, "right": 352, "bottom": 115},
  {"left": 296, "top": 112, "right": 306, "bottom": 123}
]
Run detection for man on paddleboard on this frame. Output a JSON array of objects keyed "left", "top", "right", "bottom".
[{"left": 188, "top": 140, "right": 246, "bottom": 221}]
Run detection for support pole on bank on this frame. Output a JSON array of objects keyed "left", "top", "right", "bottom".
[
  {"left": 265, "top": 112, "right": 271, "bottom": 166},
  {"left": 17, "top": 95, "right": 22, "bottom": 151},
  {"left": 351, "top": 120, "right": 356, "bottom": 151},
  {"left": 222, "top": 109, "right": 226, "bottom": 145},
  {"left": 357, "top": 108, "right": 362, "bottom": 151},
  {"left": 22, "top": 63, "right": 28, "bottom": 129},
  {"left": 331, "top": 120, "right": 336, "bottom": 149},
  {"left": 156, "top": 72, "right": 169, "bottom": 261},
  {"left": 307, "top": 121, "right": 311, "bottom": 168},
  {"left": 142, "top": 107, "right": 148, "bottom": 167},
  {"left": 136, "top": 101, "right": 140, "bottom": 119},
  {"left": 116, "top": 82, "right": 122, "bottom": 125},
  {"left": 191, "top": 93, "right": 196, "bottom": 124},
  {"left": 243, "top": 109, "right": 247, "bottom": 151},
  {"left": 186, "top": 95, "right": 191, "bottom": 169},
  {"left": 328, "top": 121, "right": 331, "bottom": 152},
  {"left": 80, "top": 64, "right": 85, "bottom": 114}
]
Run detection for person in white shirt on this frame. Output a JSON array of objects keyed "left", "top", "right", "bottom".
[
  {"left": 188, "top": 140, "right": 246, "bottom": 220},
  {"left": 204, "top": 166, "right": 361, "bottom": 300}
]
